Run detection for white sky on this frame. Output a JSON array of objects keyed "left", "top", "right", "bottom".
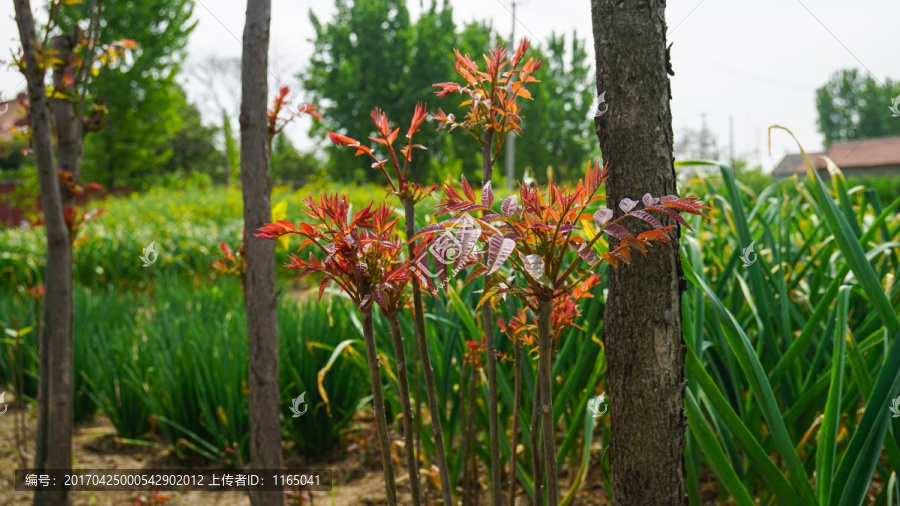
[{"left": 2, "top": 0, "right": 897, "bottom": 172}]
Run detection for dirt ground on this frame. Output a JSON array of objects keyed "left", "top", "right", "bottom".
[{"left": 0, "top": 395, "right": 718, "bottom": 505}]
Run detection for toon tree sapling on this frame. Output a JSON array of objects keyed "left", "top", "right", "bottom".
[{"left": 417, "top": 163, "right": 708, "bottom": 505}]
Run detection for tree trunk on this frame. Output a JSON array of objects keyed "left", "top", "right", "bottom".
[
  {"left": 536, "top": 298, "right": 558, "bottom": 506},
  {"left": 530, "top": 377, "right": 542, "bottom": 506},
  {"left": 385, "top": 311, "right": 422, "bottom": 505},
  {"left": 401, "top": 197, "right": 453, "bottom": 505},
  {"left": 509, "top": 330, "right": 522, "bottom": 506},
  {"left": 480, "top": 128, "right": 503, "bottom": 506},
  {"left": 14, "top": 3, "right": 74, "bottom": 506},
  {"left": 240, "top": 1, "right": 283, "bottom": 505},
  {"left": 51, "top": 34, "right": 83, "bottom": 208},
  {"left": 590, "top": 1, "right": 687, "bottom": 504},
  {"left": 361, "top": 306, "right": 399, "bottom": 504}
]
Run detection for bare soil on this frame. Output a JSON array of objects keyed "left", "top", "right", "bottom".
[{"left": 0, "top": 396, "right": 723, "bottom": 505}]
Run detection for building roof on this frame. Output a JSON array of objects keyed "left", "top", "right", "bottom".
[
  {"left": 774, "top": 136, "right": 900, "bottom": 176},
  {"left": 0, "top": 94, "right": 27, "bottom": 142}
]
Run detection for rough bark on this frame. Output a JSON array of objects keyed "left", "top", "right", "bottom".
[
  {"left": 14, "top": 3, "right": 75, "bottom": 505},
  {"left": 401, "top": 197, "right": 453, "bottom": 505},
  {"left": 361, "top": 307, "right": 398, "bottom": 504},
  {"left": 590, "top": 1, "right": 688, "bottom": 504},
  {"left": 480, "top": 128, "right": 502, "bottom": 506},
  {"left": 385, "top": 311, "right": 422, "bottom": 505},
  {"left": 536, "top": 298, "right": 558, "bottom": 506},
  {"left": 51, "top": 34, "right": 83, "bottom": 208},
  {"left": 240, "top": 1, "right": 283, "bottom": 504}
]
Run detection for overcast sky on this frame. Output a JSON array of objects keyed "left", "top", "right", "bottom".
[{"left": 2, "top": 0, "right": 897, "bottom": 172}]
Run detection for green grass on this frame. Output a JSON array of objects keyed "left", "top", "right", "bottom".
[
  {"left": 678, "top": 149, "right": 900, "bottom": 505},
  {"left": 1, "top": 160, "right": 899, "bottom": 501}
]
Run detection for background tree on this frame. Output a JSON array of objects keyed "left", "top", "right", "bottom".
[
  {"left": 160, "top": 95, "right": 224, "bottom": 181},
  {"left": 515, "top": 32, "right": 599, "bottom": 184},
  {"left": 59, "top": 0, "right": 196, "bottom": 190},
  {"left": 12, "top": 0, "right": 104, "bottom": 503},
  {"left": 816, "top": 69, "right": 900, "bottom": 146},
  {"left": 591, "top": 0, "right": 688, "bottom": 504},
  {"left": 270, "top": 133, "right": 318, "bottom": 186},
  {"left": 240, "top": 0, "right": 282, "bottom": 505},
  {"left": 305, "top": 0, "right": 414, "bottom": 182},
  {"left": 305, "top": 0, "right": 599, "bottom": 186}
]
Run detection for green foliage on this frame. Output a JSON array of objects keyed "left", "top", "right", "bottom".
[
  {"left": 222, "top": 111, "right": 240, "bottom": 185},
  {"left": 304, "top": 0, "right": 596, "bottom": 184},
  {"left": 0, "top": 138, "right": 31, "bottom": 173},
  {"left": 678, "top": 156, "right": 900, "bottom": 504},
  {"left": 305, "top": 0, "right": 419, "bottom": 182},
  {"left": 514, "top": 33, "right": 599, "bottom": 184},
  {"left": 0, "top": 181, "right": 402, "bottom": 290},
  {"left": 270, "top": 134, "right": 319, "bottom": 186},
  {"left": 161, "top": 97, "right": 225, "bottom": 181},
  {"left": 0, "top": 277, "right": 369, "bottom": 462},
  {"left": 58, "top": 0, "right": 197, "bottom": 190},
  {"left": 815, "top": 68, "right": 900, "bottom": 146}
]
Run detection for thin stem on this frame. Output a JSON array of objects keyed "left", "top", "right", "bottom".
[
  {"left": 509, "top": 333, "right": 522, "bottom": 506},
  {"left": 361, "top": 305, "right": 398, "bottom": 505},
  {"left": 459, "top": 362, "right": 469, "bottom": 505},
  {"left": 386, "top": 311, "right": 422, "bottom": 505},
  {"left": 467, "top": 365, "right": 479, "bottom": 505},
  {"left": 537, "top": 298, "right": 559, "bottom": 506},
  {"left": 531, "top": 372, "right": 543, "bottom": 506},
  {"left": 402, "top": 197, "right": 454, "bottom": 506},
  {"left": 481, "top": 127, "right": 503, "bottom": 506}
]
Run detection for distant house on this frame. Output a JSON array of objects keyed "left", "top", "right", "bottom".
[
  {"left": 774, "top": 136, "right": 900, "bottom": 178},
  {"left": 0, "top": 93, "right": 27, "bottom": 142}
]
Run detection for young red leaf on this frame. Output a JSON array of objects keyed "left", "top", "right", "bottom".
[
  {"left": 486, "top": 234, "right": 516, "bottom": 275},
  {"left": 642, "top": 193, "right": 659, "bottom": 207},
  {"left": 519, "top": 253, "right": 545, "bottom": 279},
  {"left": 460, "top": 174, "right": 476, "bottom": 202},
  {"left": 619, "top": 198, "right": 638, "bottom": 213},
  {"left": 482, "top": 181, "right": 494, "bottom": 206},
  {"left": 604, "top": 223, "right": 646, "bottom": 253},
  {"left": 629, "top": 209, "right": 665, "bottom": 231},
  {"left": 593, "top": 209, "right": 613, "bottom": 228},
  {"left": 501, "top": 195, "right": 518, "bottom": 216}
]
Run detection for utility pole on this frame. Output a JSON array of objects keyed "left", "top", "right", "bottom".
[
  {"left": 505, "top": 1, "right": 517, "bottom": 189},
  {"left": 729, "top": 115, "right": 735, "bottom": 167}
]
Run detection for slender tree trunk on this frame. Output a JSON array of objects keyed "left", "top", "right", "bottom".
[
  {"left": 240, "top": 1, "right": 282, "bottom": 505},
  {"left": 361, "top": 306, "right": 398, "bottom": 504},
  {"left": 466, "top": 366, "right": 479, "bottom": 505},
  {"left": 536, "top": 298, "right": 558, "bottom": 506},
  {"left": 480, "top": 128, "right": 503, "bottom": 506},
  {"left": 590, "top": 1, "right": 688, "bottom": 504},
  {"left": 385, "top": 311, "right": 422, "bottom": 505},
  {"left": 51, "top": 34, "right": 83, "bottom": 209},
  {"left": 530, "top": 371, "right": 542, "bottom": 506},
  {"left": 459, "top": 362, "right": 469, "bottom": 504},
  {"left": 509, "top": 332, "right": 522, "bottom": 506},
  {"left": 14, "top": 3, "right": 74, "bottom": 506},
  {"left": 401, "top": 197, "right": 453, "bottom": 505}
]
